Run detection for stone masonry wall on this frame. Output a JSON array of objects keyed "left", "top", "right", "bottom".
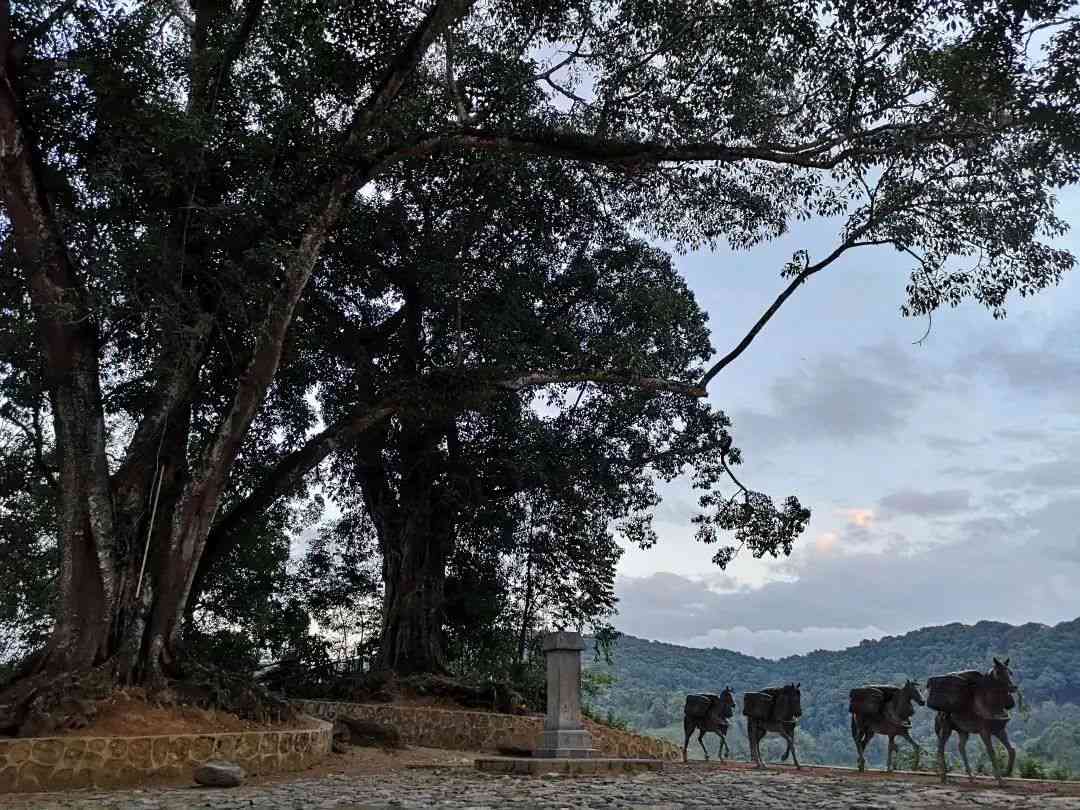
[
  {"left": 0, "top": 719, "right": 332, "bottom": 794},
  {"left": 294, "top": 700, "right": 681, "bottom": 761}
]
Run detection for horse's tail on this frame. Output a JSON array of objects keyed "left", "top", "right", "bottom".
[{"left": 851, "top": 713, "right": 859, "bottom": 743}]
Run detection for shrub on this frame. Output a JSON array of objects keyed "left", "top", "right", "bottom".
[{"left": 1018, "top": 756, "right": 1048, "bottom": 780}]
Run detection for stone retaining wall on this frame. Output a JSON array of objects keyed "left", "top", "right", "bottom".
[
  {"left": 294, "top": 700, "right": 681, "bottom": 761},
  {"left": 0, "top": 718, "right": 332, "bottom": 794}
]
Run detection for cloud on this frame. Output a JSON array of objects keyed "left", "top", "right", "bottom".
[
  {"left": 837, "top": 507, "right": 875, "bottom": 527},
  {"left": 813, "top": 532, "right": 839, "bottom": 554},
  {"left": 988, "top": 459, "right": 1080, "bottom": 493},
  {"left": 734, "top": 355, "right": 920, "bottom": 453},
  {"left": 879, "top": 488, "right": 972, "bottom": 517},
  {"left": 973, "top": 348, "right": 1080, "bottom": 393},
  {"left": 682, "top": 625, "right": 891, "bottom": 659},
  {"left": 923, "top": 433, "right": 982, "bottom": 453}
]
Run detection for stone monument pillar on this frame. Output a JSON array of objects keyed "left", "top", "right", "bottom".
[{"left": 534, "top": 630, "right": 596, "bottom": 758}]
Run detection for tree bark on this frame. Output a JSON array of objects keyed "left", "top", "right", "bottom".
[{"left": 378, "top": 518, "right": 452, "bottom": 675}]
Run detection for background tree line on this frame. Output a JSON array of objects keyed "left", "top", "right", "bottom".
[{"left": 583, "top": 621, "right": 1080, "bottom": 774}]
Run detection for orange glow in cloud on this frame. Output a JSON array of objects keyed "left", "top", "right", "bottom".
[
  {"left": 838, "top": 508, "right": 874, "bottom": 528},
  {"left": 814, "top": 532, "right": 839, "bottom": 553}
]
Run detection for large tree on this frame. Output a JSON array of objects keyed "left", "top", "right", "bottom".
[{"left": 0, "top": 0, "right": 1077, "bottom": 724}]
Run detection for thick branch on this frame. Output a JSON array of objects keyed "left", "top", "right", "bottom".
[
  {"left": 497, "top": 369, "right": 705, "bottom": 397},
  {"left": 388, "top": 121, "right": 974, "bottom": 171},
  {"left": 203, "top": 0, "right": 265, "bottom": 118},
  {"left": 185, "top": 0, "right": 478, "bottom": 550},
  {"left": 305, "top": 291, "right": 406, "bottom": 361},
  {"left": 699, "top": 236, "right": 895, "bottom": 389},
  {"left": 202, "top": 399, "right": 400, "bottom": 557},
  {"left": 347, "top": 0, "right": 476, "bottom": 150},
  {"left": 0, "top": 9, "right": 117, "bottom": 614}
]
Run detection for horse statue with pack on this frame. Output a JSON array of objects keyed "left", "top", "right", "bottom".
[
  {"left": 682, "top": 687, "right": 736, "bottom": 762},
  {"left": 930, "top": 657, "right": 1018, "bottom": 786},
  {"left": 849, "top": 679, "right": 924, "bottom": 771},
  {"left": 743, "top": 683, "right": 802, "bottom": 769}
]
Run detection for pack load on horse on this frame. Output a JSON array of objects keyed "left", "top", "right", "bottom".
[
  {"left": 849, "top": 680, "right": 924, "bottom": 772},
  {"left": 742, "top": 691, "right": 774, "bottom": 720},
  {"left": 683, "top": 688, "right": 735, "bottom": 762},
  {"left": 934, "top": 657, "right": 1019, "bottom": 786},
  {"left": 849, "top": 686, "right": 887, "bottom": 715},
  {"left": 744, "top": 684, "right": 802, "bottom": 769},
  {"left": 928, "top": 669, "right": 1015, "bottom": 718}
]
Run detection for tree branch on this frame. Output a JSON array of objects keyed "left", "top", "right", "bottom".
[
  {"left": 496, "top": 369, "right": 705, "bottom": 397},
  {"left": 698, "top": 236, "right": 894, "bottom": 389},
  {"left": 18, "top": 0, "right": 78, "bottom": 50},
  {"left": 186, "top": 0, "right": 477, "bottom": 526},
  {"left": 167, "top": 0, "right": 195, "bottom": 32},
  {"left": 387, "top": 120, "right": 972, "bottom": 172},
  {"left": 203, "top": 0, "right": 265, "bottom": 119}
]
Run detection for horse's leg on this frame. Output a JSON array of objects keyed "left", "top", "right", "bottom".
[
  {"left": 861, "top": 729, "right": 875, "bottom": 773},
  {"left": 993, "top": 725, "right": 1015, "bottom": 778},
  {"left": 853, "top": 721, "right": 867, "bottom": 772},
  {"left": 936, "top": 714, "right": 951, "bottom": 784},
  {"left": 979, "top": 727, "right": 1002, "bottom": 786},
  {"left": 899, "top": 731, "right": 921, "bottom": 769},
  {"left": 698, "top": 728, "right": 709, "bottom": 761},
  {"left": 780, "top": 729, "right": 792, "bottom": 762},
  {"left": 887, "top": 735, "right": 897, "bottom": 772},
  {"left": 718, "top": 732, "right": 728, "bottom": 761},
  {"left": 957, "top": 731, "right": 976, "bottom": 781},
  {"left": 784, "top": 727, "right": 801, "bottom": 770},
  {"left": 682, "top": 719, "right": 693, "bottom": 764},
  {"left": 752, "top": 723, "right": 766, "bottom": 769}
]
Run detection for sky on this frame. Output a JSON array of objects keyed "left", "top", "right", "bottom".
[{"left": 611, "top": 184, "right": 1080, "bottom": 660}]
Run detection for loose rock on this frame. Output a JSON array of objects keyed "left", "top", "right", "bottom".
[{"left": 193, "top": 760, "right": 245, "bottom": 788}]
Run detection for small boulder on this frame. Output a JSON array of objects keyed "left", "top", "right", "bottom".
[
  {"left": 338, "top": 717, "right": 403, "bottom": 749},
  {"left": 332, "top": 739, "right": 350, "bottom": 754},
  {"left": 194, "top": 760, "right": 245, "bottom": 788}
]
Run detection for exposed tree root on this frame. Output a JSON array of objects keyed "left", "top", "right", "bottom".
[{"left": 0, "top": 658, "right": 295, "bottom": 738}]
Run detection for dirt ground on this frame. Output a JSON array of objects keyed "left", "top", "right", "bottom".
[{"left": 56, "top": 689, "right": 313, "bottom": 737}]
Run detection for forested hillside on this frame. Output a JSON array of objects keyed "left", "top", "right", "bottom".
[{"left": 585, "top": 620, "right": 1080, "bottom": 772}]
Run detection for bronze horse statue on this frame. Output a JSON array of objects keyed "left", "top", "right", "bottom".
[
  {"left": 682, "top": 687, "right": 735, "bottom": 762},
  {"left": 746, "top": 683, "right": 802, "bottom": 769},
  {"left": 850, "top": 679, "right": 924, "bottom": 772},
  {"left": 934, "top": 657, "right": 1018, "bottom": 786}
]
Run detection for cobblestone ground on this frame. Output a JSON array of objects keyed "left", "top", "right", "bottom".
[{"left": 6, "top": 767, "right": 1080, "bottom": 809}]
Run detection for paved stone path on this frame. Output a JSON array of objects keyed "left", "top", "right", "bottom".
[{"left": 6, "top": 766, "right": 1080, "bottom": 809}]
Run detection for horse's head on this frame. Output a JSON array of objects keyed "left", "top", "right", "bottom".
[
  {"left": 990, "top": 657, "right": 1018, "bottom": 692},
  {"left": 719, "top": 686, "right": 736, "bottom": 717},
  {"left": 902, "top": 679, "right": 925, "bottom": 706},
  {"left": 778, "top": 682, "right": 802, "bottom": 719}
]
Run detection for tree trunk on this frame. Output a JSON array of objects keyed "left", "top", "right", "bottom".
[
  {"left": 378, "top": 526, "right": 450, "bottom": 675},
  {"left": 363, "top": 418, "right": 459, "bottom": 676}
]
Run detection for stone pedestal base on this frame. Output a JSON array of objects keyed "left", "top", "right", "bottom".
[
  {"left": 534, "top": 729, "right": 596, "bottom": 759},
  {"left": 475, "top": 757, "right": 664, "bottom": 776}
]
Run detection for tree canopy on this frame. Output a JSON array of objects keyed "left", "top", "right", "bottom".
[{"left": 0, "top": 0, "right": 1078, "bottom": 719}]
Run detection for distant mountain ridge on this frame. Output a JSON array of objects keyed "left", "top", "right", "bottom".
[{"left": 585, "top": 618, "right": 1080, "bottom": 766}]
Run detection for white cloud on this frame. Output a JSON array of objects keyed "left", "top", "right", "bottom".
[{"left": 682, "top": 625, "right": 891, "bottom": 660}]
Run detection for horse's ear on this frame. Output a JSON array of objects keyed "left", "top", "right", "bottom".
[
  {"left": 1004, "top": 658, "right": 1010, "bottom": 666},
  {"left": 994, "top": 657, "right": 1001, "bottom": 666},
  {"left": 796, "top": 683, "right": 800, "bottom": 689}
]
